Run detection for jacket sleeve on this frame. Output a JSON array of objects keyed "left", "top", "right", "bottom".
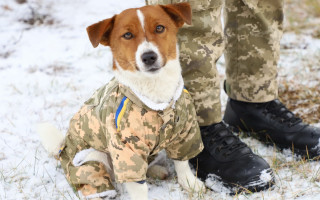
[
  {"left": 59, "top": 106, "right": 115, "bottom": 198},
  {"left": 165, "top": 92, "right": 204, "bottom": 161}
]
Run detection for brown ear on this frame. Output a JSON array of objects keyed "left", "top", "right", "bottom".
[
  {"left": 86, "top": 16, "right": 116, "bottom": 48},
  {"left": 160, "top": 3, "right": 192, "bottom": 27}
]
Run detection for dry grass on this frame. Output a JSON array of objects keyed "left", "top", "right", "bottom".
[
  {"left": 19, "top": 6, "right": 55, "bottom": 26},
  {"left": 305, "top": 0, "right": 320, "bottom": 17},
  {"left": 279, "top": 80, "right": 320, "bottom": 124},
  {"left": 279, "top": 0, "right": 320, "bottom": 124},
  {"left": 0, "top": 51, "right": 13, "bottom": 59},
  {"left": 15, "top": 0, "right": 27, "bottom": 4},
  {"left": 284, "top": 0, "right": 320, "bottom": 37}
]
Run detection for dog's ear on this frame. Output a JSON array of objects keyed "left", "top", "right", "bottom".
[
  {"left": 86, "top": 16, "right": 116, "bottom": 48},
  {"left": 160, "top": 3, "right": 192, "bottom": 27}
]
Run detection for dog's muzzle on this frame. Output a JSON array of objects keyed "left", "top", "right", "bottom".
[{"left": 141, "top": 51, "right": 161, "bottom": 72}]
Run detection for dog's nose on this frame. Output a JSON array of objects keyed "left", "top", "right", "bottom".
[{"left": 141, "top": 51, "right": 158, "bottom": 65}]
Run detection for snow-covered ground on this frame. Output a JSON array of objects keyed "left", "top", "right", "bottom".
[{"left": 0, "top": 0, "right": 319, "bottom": 199}]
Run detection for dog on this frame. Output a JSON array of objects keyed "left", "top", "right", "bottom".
[{"left": 37, "top": 3, "right": 205, "bottom": 200}]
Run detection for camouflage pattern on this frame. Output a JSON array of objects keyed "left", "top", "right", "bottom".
[
  {"left": 60, "top": 78, "right": 203, "bottom": 197},
  {"left": 147, "top": 0, "right": 224, "bottom": 126},
  {"left": 224, "top": 0, "right": 283, "bottom": 102},
  {"left": 146, "top": 0, "right": 283, "bottom": 125}
]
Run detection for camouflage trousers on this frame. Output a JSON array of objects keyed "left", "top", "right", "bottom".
[{"left": 146, "top": 0, "right": 283, "bottom": 126}]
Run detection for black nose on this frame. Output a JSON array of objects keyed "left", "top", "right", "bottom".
[{"left": 141, "top": 51, "right": 158, "bottom": 65}]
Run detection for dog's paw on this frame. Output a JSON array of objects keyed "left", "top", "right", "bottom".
[
  {"left": 178, "top": 175, "right": 205, "bottom": 193},
  {"left": 190, "top": 177, "right": 205, "bottom": 193},
  {"left": 146, "top": 164, "right": 168, "bottom": 180},
  {"left": 174, "top": 160, "right": 206, "bottom": 193}
]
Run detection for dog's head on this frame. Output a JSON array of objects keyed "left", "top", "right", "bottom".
[{"left": 86, "top": 3, "right": 191, "bottom": 74}]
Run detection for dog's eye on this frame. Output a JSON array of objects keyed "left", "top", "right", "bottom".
[
  {"left": 122, "top": 32, "right": 133, "bottom": 40},
  {"left": 155, "top": 25, "right": 165, "bottom": 33}
]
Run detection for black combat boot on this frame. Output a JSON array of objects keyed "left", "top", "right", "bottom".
[
  {"left": 190, "top": 122, "right": 274, "bottom": 194},
  {"left": 223, "top": 98, "right": 320, "bottom": 158}
]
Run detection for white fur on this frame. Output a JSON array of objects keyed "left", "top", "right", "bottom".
[
  {"left": 36, "top": 123, "right": 65, "bottom": 156},
  {"left": 72, "top": 148, "right": 96, "bottom": 166},
  {"left": 114, "top": 45, "right": 182, "bottom": 108},
  {"left": 135, "top": 40, "right": 164, "bottom": 72},
  {"left": 130, "top": 76, "right": 183, "bottom": 110},
  {"left": 72, "top": 148, "right": 110, "bottom": 168},
  {"left": 147, "top": 150, "right": 167, "bottom": 168},
  {"left": 137, "top": 10, "right": 145, "bottom": 33},
  {"left": 73, "top": 148, "right": 115, "bottom": 181},
  {"left": 81, "top": 190, "right": 117, "bottom": 200},
  {"left": 174, "top": 160, "right": 205, "bottom": 193},
  {"left": 125, "top": 182, "right": 148, "bottom": 200}
]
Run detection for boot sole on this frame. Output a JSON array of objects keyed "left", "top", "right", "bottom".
[{"left": 197, "top": 167, "right": 275, "bottom": 195}]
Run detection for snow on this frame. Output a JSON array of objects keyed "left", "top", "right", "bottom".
[
  {"left": 205, "top": 174, "right": 232, "bottom": 194},
  {"left": 0, "top": 0, "right": 320, "bottom": 200},
  {"left": 259, "top": 169, "right": 273, "bottom": 184}
]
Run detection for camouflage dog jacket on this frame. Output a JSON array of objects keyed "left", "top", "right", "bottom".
[{"left": 59, "top": 77, "right": 203, "bottom": 197}]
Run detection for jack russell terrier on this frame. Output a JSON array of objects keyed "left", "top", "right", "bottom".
[{"left": 38, "top": 3, "right": 205, "bottom": 200}]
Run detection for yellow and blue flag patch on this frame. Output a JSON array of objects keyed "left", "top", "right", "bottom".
[{"left": 115, "top": 96, "right": 130, "bottom": 131}]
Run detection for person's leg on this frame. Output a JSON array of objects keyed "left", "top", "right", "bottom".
[
  {"left": 146, "top": 0, "right": 274, "bottom": 193},
  {"left": 223, "top": 0, "right": 320, "bottom": 158},
  {"left": 177, "top": 0, "right": 224, "bottom": 126},
  {"left": 146, "top": 0, "right": 224, "bottom": 126},
  {"left": 224, "top": 0, "right": 283, "bottom": 102}
]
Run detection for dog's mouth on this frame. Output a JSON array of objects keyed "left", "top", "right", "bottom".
[{"left": 146, "top": 66, "right": 161, "bottom": 73}]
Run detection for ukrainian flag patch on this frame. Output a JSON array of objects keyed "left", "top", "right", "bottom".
[
  {"left": 183, "top": 87, "right": 189, "bottom": 94},
  {"left": 115, "top": 96, "right": 129, "bottom": 131}
]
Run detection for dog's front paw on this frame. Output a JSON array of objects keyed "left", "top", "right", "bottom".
[
  {"left": 178, "top": 175, "right": 205, "bottom": 193},
  {"left": 174, "top": 160, "right": 205, "bottom": 193}
]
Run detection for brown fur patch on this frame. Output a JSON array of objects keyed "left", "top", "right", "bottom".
[
  {"left": 86, "top": 3, "right": 192, "bottom": 72},
  {"left": 109, "top": 6, "right": 181, "bottom": 71}
]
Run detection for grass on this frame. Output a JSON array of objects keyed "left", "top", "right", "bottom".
[
  {"left": 279, "top": 80, "right": 320, "bottom": 124},
  {"left": 284, "top": 0, "right": 320, "bottom": 37},
  {"left": 305, "top": 0, "right": 320, "bottom": 17}
]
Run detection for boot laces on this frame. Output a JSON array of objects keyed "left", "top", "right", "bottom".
[
  {"left": 201, "top": 122, "right": 248, "bottom": 157},
  {"left": 264, "top": 99, "right": 302, "bottom": 127}
]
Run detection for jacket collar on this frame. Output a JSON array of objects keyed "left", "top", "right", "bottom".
[{"left": 118, "top": 76, "right": 184, "bottom": 111}]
